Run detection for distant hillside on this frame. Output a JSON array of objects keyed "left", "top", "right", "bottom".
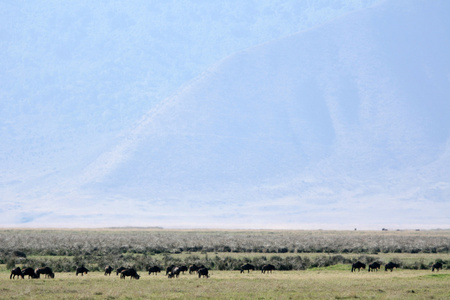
[
  {"left": 1, "top": 0, "right": 374, "bottom": 181},
  {"left": 2, "top": 0, "right": 449, "bottom": 229}
]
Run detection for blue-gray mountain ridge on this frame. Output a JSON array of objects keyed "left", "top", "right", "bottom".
[{"left": 1, "top": 0, "right": 449, "bottom": 228}]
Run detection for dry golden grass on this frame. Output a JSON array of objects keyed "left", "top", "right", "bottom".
[{"left": 2, "top": 269, "right": 449, "bottom": 299}]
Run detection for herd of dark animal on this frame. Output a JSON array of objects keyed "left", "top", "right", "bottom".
[
  {"left": 8, "top": 264, "right": 211, "bottom": 280},
  {"left": 238, "top": 263, "right": 275, "bottom": 274},
  {"left": 351, "top": 261, "right": 444, "bottom": 272},
  {"left": 10, "top": 266, "right": 55, "bottom": 279},
  {"left": 9, "top": 262, "right": 444, "bottom": 280}
]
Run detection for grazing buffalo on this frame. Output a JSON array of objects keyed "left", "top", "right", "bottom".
[
  {"left": 76, "top": 266, "right": 89, "bottom": 276},
  {"left": 189, "top": 264, "right": 205, "bottom": 274},
  {"left": 148, "top": 266, "right": 161, "bottom": 275},
  {"left": 104, "top": 265, "right": 113, "bottom": 276},
  {"left": 120, "top": 268, "right": 140, "bottom": 280},
  {"left": 168, "top": 266, "right": 181, "bottom": 278},
  {"left": 261, "top": 264, "right": 276, "bottom": 273},
  {"left": 116, "top": 267, "right": 126, "bottom": 276},
  {"left": 368, "top": 262, "right": 381, "bottom": 272},
  {"left": 189, "top": 264, "right": 199, "bottom": 274},
  {"left": 385, "top": 262, "right": 400, "bottom": 272},
  {"left": 198, "top": 267, "right": 209, "bottom": 278},
  {"left": 22, "top": 267, "right": 36, "bottom": 279},
  {"left": 351, "top": 261, "right": 366, "bottom": 272},
  {"left": 240, "top": 263, "right": 255, "bottom": 273},
  {"left": 432, "top": 262, "right": 443, "bottom": 272},
  {"left": 178, "top": 265, "right": 188, "bottom": 274},
  {"left": 166, "top": 265, "right": 176, "bottom": 275},
  {"left": 10, "top": 267, "right": 24, "bottom": 279},
  {"left": 35, "top": 267, "right": 54, "bottom": 278}
]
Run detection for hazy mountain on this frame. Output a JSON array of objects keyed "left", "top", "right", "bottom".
[
  {"left": 2, "top": 0, "right": 449, "bottom": 228},
  {"left": 1, "top": 0, "right": 373, "bottom": 179}
]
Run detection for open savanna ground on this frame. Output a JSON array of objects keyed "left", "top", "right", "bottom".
[
  {"left": 1, "top": 229, "right": 449, "bottom": 298},
  {"left": 2, "top": 268, "right": 449, "bottom": 299}
]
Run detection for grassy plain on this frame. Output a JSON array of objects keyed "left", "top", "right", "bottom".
[
  {"left": 1, "top": 268, "right": 449, "bottom": 299},
  {"left": 1, "top": 229, "right": 449, "bottom": 298}
]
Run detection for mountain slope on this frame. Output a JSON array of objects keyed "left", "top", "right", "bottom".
[
  {"left": 4, "top": 0, "right": 450, "bottom": 228},
  {"left": 1, "top": 0, "right": 374, "bottom": 181}
]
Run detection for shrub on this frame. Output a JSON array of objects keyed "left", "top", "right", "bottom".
[
  {"left": 12, "top": 250, "right": 27, "bottom": 258},
  {"left": 6, "top": 259, "right": 16, "bottom": 270}
]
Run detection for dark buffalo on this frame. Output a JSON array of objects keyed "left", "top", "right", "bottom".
[
  {"left": 351, "top": 261, "right": 366, "bottom": 272},
  {"left": 189, "top": 264, "right": 200, "bottom": 274},
  {"left": 148, "top": 266, "right": 161, "bottom": 275},
  {"left": 168, "top": 266, "right": 181, "bottom": 278},
  {"left": 385, "top": 262, "right": 400, "bottom": 272},
  {"left": 116, "top": 266, "right": 126, "bottom": 276},
  {"left": 178, "top": 265, "right": 188, "bottom": 274},
  {"left": 76, "top": 266, "right": 89, "bottom": 276},
  {"left": 120, "top": 268, "right": 140, "bottom": 280},
  {"left": 368, "top": 262, "right": 381, "bottom": 272},
  {"left": 261, "top": 264, "right": 276, "bottom": 273},
  {"left": 166, "top": 265, "right": 176, "bottom": 275},
  {"left": 104, "top": 265, "right": 113, "bottom": 276},
  {"left": 432, "top": 262, "right": 443, "bottom": 272},
  {"left": 35, "top": 267, "right": 54, "bottom": 278},
  {"left": 10, "top": 267, "right": 24, "bottom": 279},
  {"left": 189, "top": 264, "right": 206, "bottom": 274},
  {"left": 22, "top": 267, "right": 36, "bottom": 279},
  {"left": 198, "top": 267, "right": 209, "bottom": 278},
  {"left": 240, "top": 263, "right": 255, "bottom": 273}
]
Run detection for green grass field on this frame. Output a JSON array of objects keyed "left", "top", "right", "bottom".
[{"left": 2, "top": 268, "right": 449, "bottom": 299}]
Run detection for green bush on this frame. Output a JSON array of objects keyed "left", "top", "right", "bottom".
[{"left": 6, "top": 259, "right": 16, "bottom": 270}]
